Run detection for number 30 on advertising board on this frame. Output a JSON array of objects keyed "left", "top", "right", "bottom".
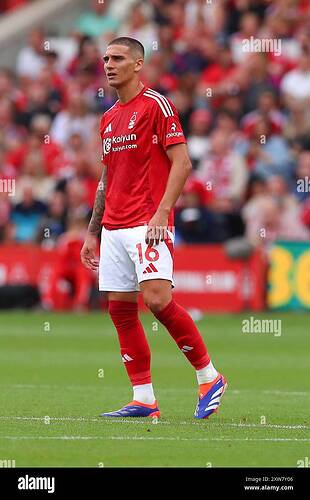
[{"left": 268, "top": 246, "right": 310, "bottom": 308}]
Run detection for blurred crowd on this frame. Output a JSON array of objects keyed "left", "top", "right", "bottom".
[
  {"left": 0, "top": 0, "right": 31, "bottom": 14},
  {"left": 1, "top": 0, "right": 310, "bottom": 254}
]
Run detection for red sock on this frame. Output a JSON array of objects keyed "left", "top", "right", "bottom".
[
  {"left": 108, "top": 301, "right": 151, "bottom": 386},
  {"left": 153, "top": 299, "right": 210, "bottom": 370}
]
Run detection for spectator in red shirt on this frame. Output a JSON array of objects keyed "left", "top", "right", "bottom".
[
  {"left": 6, "top": 114, "right": 64, "bottom": 177},
  {"left": 198, "top": 45, "right": 239, "bottom": 109},
  {"left": 41, "top": 215, "right": 96, "bottom": 311},
  {"left": 0, "top": 0, "right": 27, "bottom": 13},
  {"left": 242, "top": 89, "right": 286, "bottom": 136}
]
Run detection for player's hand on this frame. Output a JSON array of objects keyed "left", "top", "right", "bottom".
[
  {"left": 80, "top": 234, "right": 99, "bottom": 271},
  {"left": 145, "top": 210, "right": 169, "bottom": 246}
]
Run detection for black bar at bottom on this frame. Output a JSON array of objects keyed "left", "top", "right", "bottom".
[{"left": 0, "top": 467, "right": 309, "bottom": 497}]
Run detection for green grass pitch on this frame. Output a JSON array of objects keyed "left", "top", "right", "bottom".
[{"left": 0, "top": 310, "right": 309, "bottom": 467}]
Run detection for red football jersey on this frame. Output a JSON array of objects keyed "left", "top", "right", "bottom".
[{"left": 99, "top": 86, "right": 186, "bottom": 229}]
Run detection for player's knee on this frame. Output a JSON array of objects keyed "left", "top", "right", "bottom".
[{"left": 143, "top": 292, "right": 168, "bottom": 313}]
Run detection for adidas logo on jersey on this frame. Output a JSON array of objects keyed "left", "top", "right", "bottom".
[
  {"left": 104, "top": 123, "right": 112, "bottom": 134},
  {"left": 143, "top": 263, "right": 158, "bottom": 274}
]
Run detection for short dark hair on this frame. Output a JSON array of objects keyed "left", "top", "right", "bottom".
[{"left": 107, "top": 37, "right": 145, "bottom": 58}]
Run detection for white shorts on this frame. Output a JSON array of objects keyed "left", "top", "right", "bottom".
[{"left": 99, "top": 225, "right": 175, "bottom": 292}]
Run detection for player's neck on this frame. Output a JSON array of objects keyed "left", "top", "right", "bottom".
[{"left": 116, "top": 80, "right": 144, "bottom": 105}]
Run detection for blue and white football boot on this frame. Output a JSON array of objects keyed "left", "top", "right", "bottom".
[
  {"left": 194, "top": 373, "right": 227, "bottom": 419},
  {"left": 100, "top": 400, "right": 160, "bottom": 418}
]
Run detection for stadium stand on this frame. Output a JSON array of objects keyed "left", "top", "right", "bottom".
[{"left": 0, "top": 0, "right": 310, "bottom": 309}]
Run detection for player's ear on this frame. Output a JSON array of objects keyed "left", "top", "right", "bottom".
[{"left": 134, "top": 58, "right": 144, "bottom": 73}]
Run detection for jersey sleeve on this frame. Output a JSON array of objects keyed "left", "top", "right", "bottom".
[
  {"left": 153, "top": 96, "right": 186, "bottom": 150},
  {"left": 99, "top": 114, "right": 105, "bottom": 165}
]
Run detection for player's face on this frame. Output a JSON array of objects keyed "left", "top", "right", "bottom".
[{"left": 103, "top": 45, "right": 142, "bottom": 88}]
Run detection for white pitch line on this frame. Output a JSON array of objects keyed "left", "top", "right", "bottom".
[
  {"left": 261, "top": 390, "right": 310, "bottom": 396},
  {"left": 1, "top": 385, "right": 309, "bottom": 397},
  {"left": 0, "top": 384, "right": 99, "bottom": 390},
  {"left": 0, "top": 436, "right": 309, "bottom": 442},
  {"left": 0, "top": 416, "right": 309, "bottom": 430},
  {"left": 0, "top": 416, "right": 100, "bottom": 422},
  {"left": 220, "top": 423, "right": 310, "bottom": 430}
]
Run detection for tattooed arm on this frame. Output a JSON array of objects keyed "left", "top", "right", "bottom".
[
  {"left": 88, "top": 166, "right": 107, "bottom": 236},
  {"left": 80, "top": 166, "right": 107, "bottom": 270}
]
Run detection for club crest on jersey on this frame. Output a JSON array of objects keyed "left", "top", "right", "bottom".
[
  {"left": 128, "top": 112, "right": 138, "bottom": 129},
  {"left": 103, "top": 137, "right": 112, "bottom": 155}
]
